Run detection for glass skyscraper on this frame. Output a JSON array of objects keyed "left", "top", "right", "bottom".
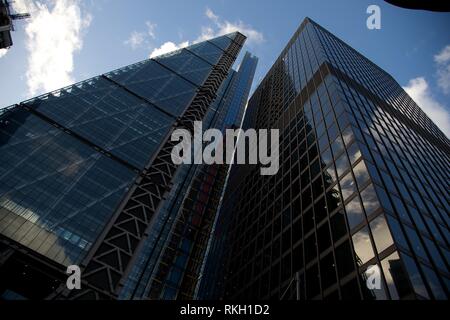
[
  {"left": 204, "top": 18, "right": 450, "bottom": 300},
  {"left": 119, "top": 52, "right": 257, "bottom": 300},
  {"left": 0, "top": 32, "right": 252, "bottom": 300}
]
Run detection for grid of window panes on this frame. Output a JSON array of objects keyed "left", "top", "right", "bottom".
[
  {"left": 132, "top": 52, "right": 256, "bottom": 300},
  {"left": 248, "top": 20, "right": 327, "bottom": 131},
  {"left": 26, "top": 76, "right": 174, "bottom": 170},
  {"left": 0, "top": 108, "right": 137, "bottom": 266},
  {"left": 311, "top": 20, "right": 450, "bottom": 148},
  {"left": 332, "top": 66, "right": 450, "bottom": 300},
  {"left": 222, "top": 72, "right": 397, "bottom": 300},
  {"left": 218, "top": 18, "right": 449, "bottom": 300},
  {"left": 312, "top": 19, "right": 450, "bottom": 299},
  {"left": 118, "top": 49, "right": 256, "bottom": 300},
  {"left": 223, "top": 52, "right": 258, "bottom": 127},
  {"left": 118, "top": 71, "right": 236, "bottom": 300},
  {"left": 0, "top": 34, "right": 238, "bottom": 269}
]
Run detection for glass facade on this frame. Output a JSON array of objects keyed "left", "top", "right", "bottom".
[
  {"left": 0, "top": 106, "right": 138, "bottom": 266},
  {"left": 0, "top": 32, "right": 249, "bottom": 300},
  {"left": 208, "top": 18, "right": 449, "bottom": 300},
  {"left": 119, "top": 52, "right": 258, "bottom": 300}
]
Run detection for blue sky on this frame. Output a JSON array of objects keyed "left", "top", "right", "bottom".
[{"left": 1, "top": 0, "right": 449, "bottom": 135}]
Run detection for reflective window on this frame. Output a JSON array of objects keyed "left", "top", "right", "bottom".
[
  {"left": 404, "top": 226, "right": 429, "bottom": 262},
  {"left": 374, "top": 185, "right": 393, "bottom": 213},
  {"left": 318, "top": 133, "right": 328, "bottom": 152},
  {"left": 345, "top": 196, "right": 364, "bottom": 230},
  {"left": 324, "top": 165, "right": 337, "bottom": 184},
  {"left": 422, "top": 238, "right": 447, "bottom": 273},
  {"left": 340, "top": 172, "right": 356, "bottom": 200},
  {"left": 321, "top": 148, "right": 333, "bottom": 166},
  {"left": 407, "top": 206, "right": 428, "bottom": 235},
  {"left": 331, "top": 136, "right": 344, "bottom": 156},
  {"left": 352, "top": 226, "right": 375, "bottom": 265},
  {"left": 423, "top": 216, "right": 445, "bottom": 244},
  {"left": 381, "top": 252, "right": 412, "bottom": 299},
  {"left": 370, "top": 215, "right": 394, "bottom": 254},
  {"left": 29, "top": 77, "right": 174, "bottom": 169},
  {"left": 385, "top": 215, "right": 409, "bottom": 250},
  {"left": 208, "top": 35, "right": 233, "bottom": 50},
  {"left": 421, "top": 265, "right": 446, "bottom": 299},
  {"left": 365, "top": 161, "right": 382, "bottom": 186},
  {"left": 340, "top": 120, "right": 353, "bottom": 143},
  {"left": 335, "top": 153, "right": 350, "bottom": 177},
  {"left": 391, "top": 196, "right": 412, "bottom": 224},
  {"left": 353, "top": 160, "right": 370, "bottom": 188},
  {"left": 401, "top": 253, "right": 430, "bottom": 299},
  {"left": 155, "top": 49, "right": 213, "bottom": 86},
  {"left": 0, "top": 109, "right": 137, "bottom": 265},
  {"left": 187, "top": 41, "right": 224, "bottom": 64},
  {"left": 347, "top": 142, "right": 362, "bottom": 164},
  {"left": 381, "top": 172, "right": 397, "bottom": 194},
  {"left": 106, "top": 60, "right": 198, "bottom": 116},
  {"left": 360, "top": 184, "right": 380, "bottom": 218}
]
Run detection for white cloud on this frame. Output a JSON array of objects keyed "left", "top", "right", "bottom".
[
  {"left": 124, "top": 31, "right": 145, "bottom": 50},
  {"left": 149, "top": 41, "right": 189, "bottom": 58},
  {"left": 434, "top": 45, "right": 450, "bottom": 64},
  {"left": 434, "top": 45, "right": 450, "bottom": 94},
  {"left": 125, "top": 21, "right": 157, "bottom": 50},
  {"left": 198, "top": 8, "right": 264, "bottom": 45},
  {"left": 148, "top": 8, "right": 263, "bottom": 60},
  {"left": 205, "top": 8, "right": 219, "bottom": 23},
  {"left": 0, "top": 49, "right": 8, "bottom": 58},
  {"left": 196, "top": 26, "right": 215, "bottom": 42},
  {"left": 17, "top": 0, "right": 92, "bottom": 96},
  {"left": 146, "top": 21, "right": 157, "bottom": 39},
  {"left": 403, "top": 77, "right": 450, "bottom": 137}
]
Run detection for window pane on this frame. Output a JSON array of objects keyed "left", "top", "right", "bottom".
[
  {"left": 422, "top": 265, "right": 446, "bottom": 299},
  {"left": 370, "top": 215, "right": 394, "bottom": 254},
  {"left": 381, "top": 252, "right": 412, "bottom": 299},
  {"left": 330, "top": 212, "right": 347, "bottom": 242},
  {"left": 340, "top": 172, "right": 356, "bottom": 200},
  {"left": 345, "top": 196, "right": 364, "bottom": 230},
  {"left": 401, "top": 253, "right": 430, "bottom": 299},
  {"left": 385, "top": 215, "right": 409, "bottom": 250},
  {"left": 353, "top": 160, "right": 370, "bottom": 188},
  {"left": 404, "top": 226, "right": 429, "bottom": 262},
  {"left": 0, "top": 109, "right": 137, "bottom": 265},
  {"left": 335, "top": 240, "right": 355, "bottom": 278},
  {"left": 347, "top": 142, "right": 362, "bottom": 164},
  {"left": 423, "top": 238, "right": 448, "bottom": 273},
  {"left": 360, "top": 184, "right": 380, "bottom": 218},
  {"left": 352, "top": 226, "right": 375, "bottom": 265},
  {"left": 335, "top": 153, "right": 349, "bottom": 178}
]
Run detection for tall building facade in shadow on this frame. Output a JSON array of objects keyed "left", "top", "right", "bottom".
[
  {"left": 0, "top": 33, "right": 256, "bottom": 300},
  {"left": 203, "top": 18, "right": 449, "bottom": 300}
]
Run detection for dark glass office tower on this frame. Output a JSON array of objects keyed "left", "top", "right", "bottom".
[
  {"left": 210, "top": 18, "right": 450, "bottom": 300},
  {"left": 0, "top": 32, "right": 248, "bottom": 300}
]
